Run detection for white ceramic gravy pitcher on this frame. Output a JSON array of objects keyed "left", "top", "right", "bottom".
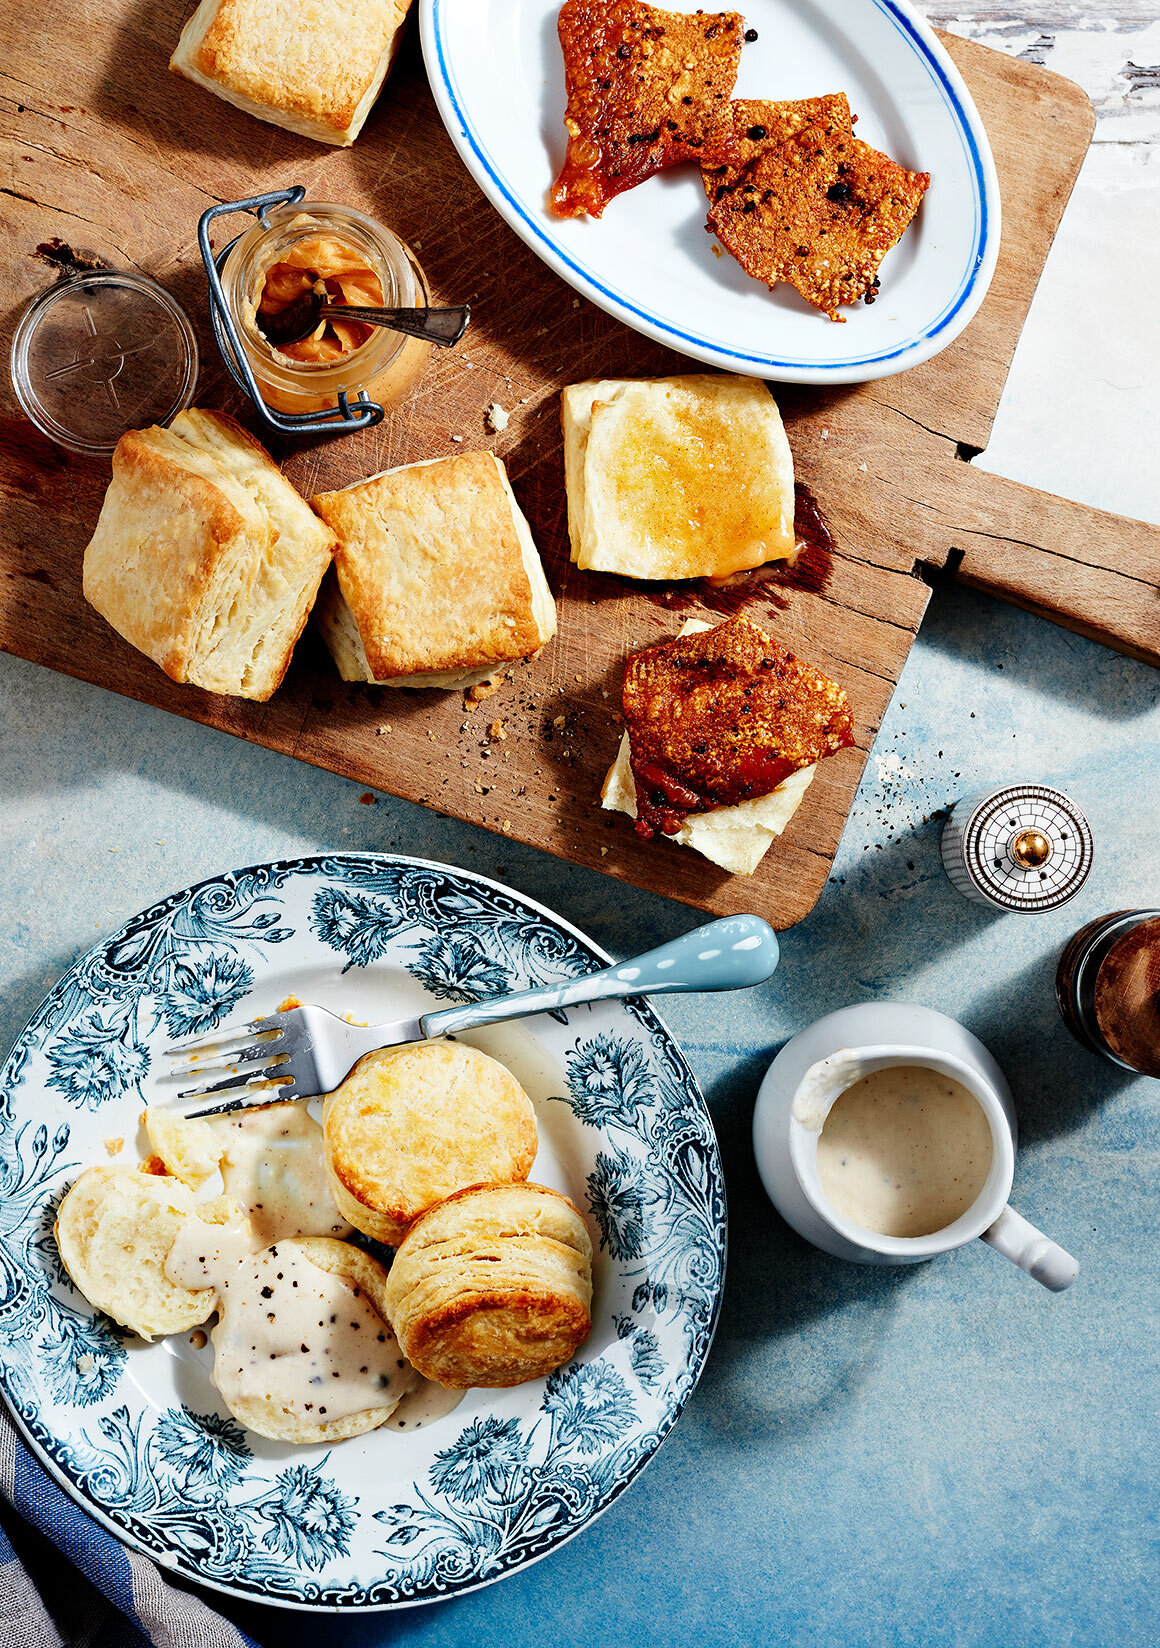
[{"left": 753, "top": 1003, "right": 1078, "bottom": 1291}]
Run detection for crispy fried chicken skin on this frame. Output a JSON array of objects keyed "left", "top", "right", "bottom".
[
  {"left": 703, "top": 97, "right": 930, "bottom": 320},
  {"left": 551, "top": 0, "right": 744, "bottom": 219},
  {"left": 622, "top": 614, "right": 855, "bottom": 839}
]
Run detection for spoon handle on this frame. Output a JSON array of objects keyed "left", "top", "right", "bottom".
[{"left": 318, "top": 302, "right": 470, "bottom": 347}]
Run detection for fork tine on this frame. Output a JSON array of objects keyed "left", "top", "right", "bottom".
[
  {"left": 160, "top": 1040, "right": 287, "bottom": 1076},
  {"left": 176, "top": 1062, "right": 291, "bottom": 1103},
  {"left": 163, "top": 1018, "right": 273, "bottom": 1058},
  {"left": 181, "top": 1090, "right": 300, "bottom": 1120}
]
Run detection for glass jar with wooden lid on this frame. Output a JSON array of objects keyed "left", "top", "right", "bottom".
[{"left": 1056, "top": 910, "right": 1160, "bottom": 1077}]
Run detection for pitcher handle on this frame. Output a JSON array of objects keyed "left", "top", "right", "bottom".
[{"left": 981, "top": 1205, "right": 1078, "bottom": 1292}]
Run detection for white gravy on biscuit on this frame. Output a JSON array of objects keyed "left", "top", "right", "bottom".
[{"left": 212, "top": 1243, "right": 413, "bottom": 1425}]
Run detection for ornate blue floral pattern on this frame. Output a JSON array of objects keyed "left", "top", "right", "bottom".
[
  {"left": 565, "top": 1033, "right": 654, "bottom": 1124},
  {"left": 0, "top": 855, "right": 724, "bottom": 1610},
  {"left": 429, "top": 1416, "right": 529, "bottom": 1503},
  {"left": 161, "top": 952, "right": 253, "bottom": 1040},
  {"left": 154, "top": 1408, "right": 250, "bottom": 1491},
  {"left": 45, "top": 1006, "right": 149, "bottom": 1111},
  {"left": 542, "top": 1361, "right": 636, "bottom": 1455}
]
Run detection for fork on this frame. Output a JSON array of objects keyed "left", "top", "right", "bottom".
[{"left": 163, "top": 914, "right": 779, "bottom": 1116}]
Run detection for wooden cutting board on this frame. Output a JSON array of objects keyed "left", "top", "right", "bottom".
[{"left": 2, "top": 12, "right": 1157, "bottom": 928}]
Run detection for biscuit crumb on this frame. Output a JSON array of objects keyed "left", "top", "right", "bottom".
[
  {"left": 486, "top": 401, "right": 510, "bottom": 433},
  {"left": 600, "top": 846, "right": 609, "bottom": 856},
  {"left": 450, "top": 434, "right": 463, "bottom": 443},
  {"left": 103, "top": 1136, "right": 124, "bottom": 1157},
  {"left": 465, "top": 676, "right": 502, "bottom": 706},
  {"left": 858, "top": 461, "right": 868, "bottom": 472},
  {"left": 488, "top": 720, "right": 508, "bottom": 741},
  {"left": 501, "top": 821, "right": 512, "bottom": 834},
  {"left": 375, "top": 723, "right": 392, "bottom": 735},
  {"left": 552, "top": 715, "right": 567, "bottom": 729},
  {"left": 75, "top": 1353, "right": 95, "bottom": 1375}
]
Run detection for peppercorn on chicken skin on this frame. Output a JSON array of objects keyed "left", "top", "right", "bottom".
[{"left": 704, "top": 96, "right": 930, "bottom": 319}]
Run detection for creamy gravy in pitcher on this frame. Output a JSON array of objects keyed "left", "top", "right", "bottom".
[{"left": 816, "top": 1066, "right": 993, "bottom": 1238}]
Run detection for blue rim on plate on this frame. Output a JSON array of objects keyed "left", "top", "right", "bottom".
[
  {"left": 0, "top": 855, "right": 727, "bottom": 1611},
  {"left": 420, "top": 0, "right": 1002, "bottom": 383}
]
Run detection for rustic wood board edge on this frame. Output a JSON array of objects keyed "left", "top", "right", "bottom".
[{"left": 3, "top": 23, "right": 1150, "bottom": 931}]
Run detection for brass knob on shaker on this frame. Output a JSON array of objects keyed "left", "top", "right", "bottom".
[{"left": 1011, "top": 829, "right": 1052, "bottom": 870}]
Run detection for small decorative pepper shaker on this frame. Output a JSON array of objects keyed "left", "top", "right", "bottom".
[{"left": 940, "top": 784, "right": 1093, "bottom": 912}]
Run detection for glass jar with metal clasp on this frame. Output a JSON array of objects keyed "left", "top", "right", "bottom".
[{"left": 201, "top": 187, "right": 436, "bottom": 437}]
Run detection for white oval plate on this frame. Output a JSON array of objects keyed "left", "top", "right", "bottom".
[
  {"left": 420, "top": 0, "right": 1000, "bottom": 383},
  {"left": 0, "top": 856, "right": 725, "bottom": 1611}
]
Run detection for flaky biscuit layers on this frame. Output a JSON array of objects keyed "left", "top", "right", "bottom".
[
  {"left": 322, "top": 1041, "right": 538, "bottom": 1244},
  {"left": 82, "top": 409, "right": 335, "bottom": 701},
  {"left": 54, "top": 1167, "right": 216, "bottom": 1340},
  {"left": 383, "top": 1182, "right": 594, "bottom": 1388}
]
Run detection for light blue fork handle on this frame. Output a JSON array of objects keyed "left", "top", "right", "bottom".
[{"left": 419, "top": 915, "right": 779, "bottom": 1039}]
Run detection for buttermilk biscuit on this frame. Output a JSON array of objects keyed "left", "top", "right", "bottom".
[
  {"left": 383, "top": 1182, "right": 594, "bottom": 1388},
  {"left": 210, "top": 1237, "right": 413, "bottom": 1443},
  {"left": 54, "top": 1167, "right": 216, "bottom": 1340},
  {"left": 144, "top": 1107, "right": 222, "bottom": 1189},
  {"left": 83, "top": 409, "right": 336, "bottom": 701},
  {"left": 311, "top": 452, "right": 557, "bottom": 688},
  {"left": 322, "top": 1041, "right": 538, "bottom": 1244},
  {"left": 170, "top": 0, "right": 412, "bottom": 146},
  {"left": 561, "top": 376, "right": 796, "bottom": 580}
]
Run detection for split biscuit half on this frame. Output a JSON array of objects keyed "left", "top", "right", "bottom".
[{"left": 54, "top": 1166, "right": 217, "bottom": 1340}]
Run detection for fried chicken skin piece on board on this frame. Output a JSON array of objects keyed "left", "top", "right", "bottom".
[
  {"left": 622, "top": 613, "right": 855, "bottom": 839},
  {"left": 551, "top": 0, "right": 744, "bottom": 218}
]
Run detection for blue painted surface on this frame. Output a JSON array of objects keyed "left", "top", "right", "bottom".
[{"left": 1, "top": 580, "right": 1157, "bottom": 1647}]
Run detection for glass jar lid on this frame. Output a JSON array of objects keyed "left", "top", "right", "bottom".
[{"left": 10, "top": 270, "right": 199, "bottom": 457}]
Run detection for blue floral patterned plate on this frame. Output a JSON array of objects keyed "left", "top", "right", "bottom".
[{"left": 0, "top": 855, "right": 725, "bottom": 1611}]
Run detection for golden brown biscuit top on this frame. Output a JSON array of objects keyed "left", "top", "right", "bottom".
[
  {"left": 193, "top": 0, "right": 409, "bottom": 134},
  {"left": 705, "top": 98, "right": 930, "bottom": 320},
  {"left": 551, "top": 0, "right": 744, "bottom": 218},
  {"left": 311, "top": 452, "right": 547, "bottom": 680},
  {"left": 621, "top": 614, "right": 855, "bottom": 839}
]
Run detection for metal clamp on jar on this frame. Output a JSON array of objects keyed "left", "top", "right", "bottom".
[{"left": 199, "top": 187, "right": 442, "bottom": 438}]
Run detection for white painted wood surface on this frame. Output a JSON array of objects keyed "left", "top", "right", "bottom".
[{"left": 923, "top": 4, "right": 1160, "bottom": 524}]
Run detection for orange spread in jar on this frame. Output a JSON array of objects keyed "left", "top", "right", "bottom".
[{"left": 256, "top": 235, "right": 384, "bottom": 362}]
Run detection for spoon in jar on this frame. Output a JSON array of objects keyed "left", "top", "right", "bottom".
[{"left": 257, "top": 291, "right": 470, "bottom": 350}]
